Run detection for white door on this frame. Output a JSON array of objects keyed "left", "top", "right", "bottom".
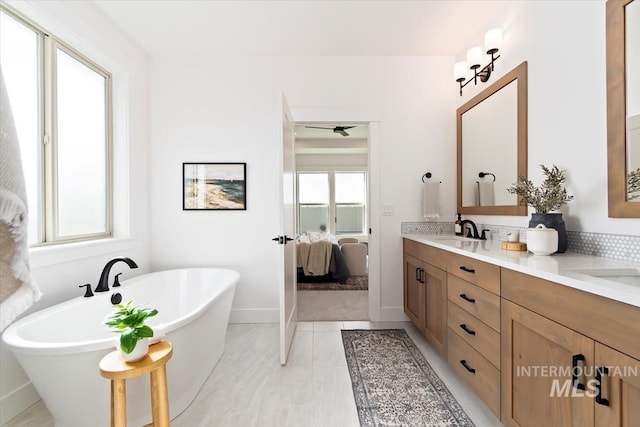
[{"left": 277, "top": 91, "right": 297, "bottom": 365}]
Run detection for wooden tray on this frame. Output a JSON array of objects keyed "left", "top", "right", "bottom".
[{"left": 501, "top": 241, "right": 527, "bottom": 251}]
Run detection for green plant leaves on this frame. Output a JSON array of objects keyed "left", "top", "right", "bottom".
[
  {"left": 506, "top": 164, "right": 573, "bottom": 213},
  {"left": 104, "top": 300, "right": 158, "bottom": 354}
]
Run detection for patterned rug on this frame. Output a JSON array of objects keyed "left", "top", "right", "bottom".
[
  {"left": 297, "top": 275, "right": 368, "bottom": 290},
  {"left": 341, "top": 329, "right": 475, "bottom": 427}
]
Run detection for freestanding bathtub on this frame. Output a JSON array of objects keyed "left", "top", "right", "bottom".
[{"left": 2, "top": 268, "right": 239, "bottom": 427}]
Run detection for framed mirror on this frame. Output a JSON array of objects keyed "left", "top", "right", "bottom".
[
  {"left": 607, "top": 0, "right": 640, "bottom": 217},
  {"left": 457, "top": 61, "right": 528, "bottom": 216}
]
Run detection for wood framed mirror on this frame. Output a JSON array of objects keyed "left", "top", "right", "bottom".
[
  {"left": 607, "top": 0, "right": 640, "bottom": 217},
  {"left": 457, "top": 61, "right": 528, "bottom": 216}
]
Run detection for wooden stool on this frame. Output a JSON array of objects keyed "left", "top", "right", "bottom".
[{"left": 99, "top": 340, "right": 173, "bottom": 427}]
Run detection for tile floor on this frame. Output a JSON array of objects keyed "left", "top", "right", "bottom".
[{"left": 3, "top": 321, "right": 502, "bottom": 427}]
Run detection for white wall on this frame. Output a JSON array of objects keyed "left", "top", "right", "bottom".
[
  {"left": 0, "top": 1, "right": 151, "bottom": 423},
  {"left": 455, "top": 0, "right": 640, "bottom": 235},
  {"left": 149, "top": 55, "right": 455, "bottom": 323},
  {"left": 296, "top": 153, "right": 368, "bottom": 169}
]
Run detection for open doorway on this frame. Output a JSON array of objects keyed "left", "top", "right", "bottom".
[{"left": 293, "top": 123, "right": 370, "bottom": 321}]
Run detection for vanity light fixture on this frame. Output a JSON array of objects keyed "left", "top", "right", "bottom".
[{"left": 454, "top": 28, "right": 503, "bottom": 96}]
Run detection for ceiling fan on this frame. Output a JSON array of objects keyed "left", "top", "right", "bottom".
[{"left": 305, "top": 125, "right": 356, "bottom": 137}]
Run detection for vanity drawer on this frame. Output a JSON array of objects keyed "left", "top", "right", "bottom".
[
  {"left": 403, "top": 239, "right": 447, "bottom": 270},
  {"left": 448, "top": 329, "right": 500, "bottom": 417},
  {"left": 448, "top": 275, "right": 500, "bottom": 332},
  {"left": 447, "top": 302, "right": 500, "bottom": 369},
  {"left": 445, "top": 252, "right": 500, "bottom": 295}
]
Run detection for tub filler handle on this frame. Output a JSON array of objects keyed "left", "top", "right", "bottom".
[{"left": 79, "top": 283, "right": 93, "bottom": 298}]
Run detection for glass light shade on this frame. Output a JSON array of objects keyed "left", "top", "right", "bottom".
[
  {"left": 453, "top": 61, "right": 468, "bottom": 81},
  {"left": 466, "top": 46, "right": 483, "bottom": 68},
  {"left": 485, "top": 28, "right": 502, "bottom": 53}
]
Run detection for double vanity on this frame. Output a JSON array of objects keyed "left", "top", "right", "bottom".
[{"left": 402, "top": 234, "right": 640, "bottom": 427}]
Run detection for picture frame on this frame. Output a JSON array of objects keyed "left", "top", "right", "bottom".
[{"left": 183, "top": 162, "right": 246, "bottom": 210}]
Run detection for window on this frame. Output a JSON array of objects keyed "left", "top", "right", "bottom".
[
  {"left": 297, "top": 171, "right": 367, "bottom": 235},
  {"left": 298, "top": 173, "right": 330, "bottom": 232},
  {"left": 0, "top": 7, "right": 112, "bottom": 245},
  {"left": 335, "top": 172, "right": 366, "bottom": 234}
]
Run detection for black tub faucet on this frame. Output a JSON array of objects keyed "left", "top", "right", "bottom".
[{"left": 95, "top": 257, "right": 138, "bottom": 293}]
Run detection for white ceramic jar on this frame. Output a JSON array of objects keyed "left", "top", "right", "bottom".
[{"left": 527, "top": 224, "right": 558, "bottom": 256}]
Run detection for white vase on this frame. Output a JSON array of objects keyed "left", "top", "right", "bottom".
[
  {"left": 527, "top": 224, "right": 558, "bottom": 256},
  {"left": 118, "top": 338, "right": 149, "bottom": 362}
]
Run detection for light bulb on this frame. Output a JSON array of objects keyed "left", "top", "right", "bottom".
[
  {"left": 454, "top": 61, "right": 468, "bottom": 82},
  {"left": 466, "top": 46, "right": 483, "bottom": 69},
  {"left": 485, "top": 28, "right": 502, "bottom": 54}
]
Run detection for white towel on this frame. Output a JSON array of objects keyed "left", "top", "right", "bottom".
[
  {"left": 0, "top": 65, "right": 41, "bottom": 332},
  {"left": 422, "top": 181, "right": 440, "bottom": 220},
  {"left": 477, "top": 181, "right": 495, "bottom": 206}
]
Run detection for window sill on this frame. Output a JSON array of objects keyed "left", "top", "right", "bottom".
[{"left": 29, "top": 237, "right": 139, "bottom": 269}]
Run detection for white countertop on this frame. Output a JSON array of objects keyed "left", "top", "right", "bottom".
[{"left": 402, "top": 234, "right": 640, "bottom": 308}]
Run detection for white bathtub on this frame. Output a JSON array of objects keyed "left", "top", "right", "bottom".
[{"left": 2, "top": 268, "right": 239, "bottom": 427}]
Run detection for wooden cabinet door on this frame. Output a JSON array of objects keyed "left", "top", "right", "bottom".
[
  {"left": 501, "top": 300, "right": 594, "bottom": 427},
  {"left": 594, "top": 343, "right": 640, "bottom": 427},
  {"left": 423, "top": 264, "right": 447, "bottom": 356},
  {"left": 403, "top": 254, "right": 424, "bottom": 331}
]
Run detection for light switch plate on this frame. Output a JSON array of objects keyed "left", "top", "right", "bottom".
[{"left": 383, "top": 205, "right": 394, "bottom": 216}]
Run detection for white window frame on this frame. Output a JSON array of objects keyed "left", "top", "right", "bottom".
[
  {"left": 296, "top": 169, "right": 368, "bottom": 236},
  {"left": 1, "top": 5, "right": 113, "bottom": 246}
]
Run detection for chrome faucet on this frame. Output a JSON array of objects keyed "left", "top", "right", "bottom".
[{"left": 94, "top": 257, "right": 138, "bottom": 293}]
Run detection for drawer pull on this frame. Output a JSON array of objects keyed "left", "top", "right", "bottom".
[
  {"left": 459, "top": 293, "right": 476, "bottom": 303},
  {"left": 571, "top": 354, "right": 586, "bottom": 390},
  {"left": 595, "top": 367, "right": 610, "bottom": 406},
  {"left": 459, "top": 266, "right": 476, "bottom": 274},
  {"left": 460, "top": 359, "right": 476, "bottom": 374},
  {"left": 459, "top": 324, "right": 476, "bottom": 336},
  {"left": 415, "top": 267, "right": 420, "bottom": 282}
]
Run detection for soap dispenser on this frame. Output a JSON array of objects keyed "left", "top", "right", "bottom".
[{"left": 455, "top": 213, "right": 463, "bottom": 236}]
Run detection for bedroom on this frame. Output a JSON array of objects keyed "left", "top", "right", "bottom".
[{"left": 294, "top": 124, "right": 370, "bottom": 321}]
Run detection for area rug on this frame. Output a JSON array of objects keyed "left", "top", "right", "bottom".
[
  {"left": 297, "top": 275, "right": 368, "bottom": 290},
  {"left": 341, "top": 329, "right": 475, "bottom": 427}
]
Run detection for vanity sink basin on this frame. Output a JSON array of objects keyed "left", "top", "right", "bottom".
[{"left": 569, "top": 268, "right": 640, "bottom": 287}]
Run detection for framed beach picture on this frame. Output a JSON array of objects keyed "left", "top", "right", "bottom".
[{"left": 183, "top": 162, "right": 246, "bottom": 210}]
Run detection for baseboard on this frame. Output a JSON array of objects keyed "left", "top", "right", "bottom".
[
  {"left": 229, "top": 308, "right": 278, "bottom": 323},
  {"left": 379, "top": 306, "right": 410, "bottom": 322},
  {"left": 0, "top": 381, "right": 40, "bottom": 425}
]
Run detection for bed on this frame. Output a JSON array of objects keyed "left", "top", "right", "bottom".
[{"left": 296, "top": 233, "right": 351, "bottom": 284}]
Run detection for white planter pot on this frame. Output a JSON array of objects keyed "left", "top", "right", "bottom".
[{"left": 117, "top": 338, "right": 149, "bottom": 362}]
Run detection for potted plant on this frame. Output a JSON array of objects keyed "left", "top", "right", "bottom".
[
  {"left": 507, "top": 164, "right": 573, "bottom": 253},
  {"left": 104, "top": 300, "right": 158, "bottom": 362}
]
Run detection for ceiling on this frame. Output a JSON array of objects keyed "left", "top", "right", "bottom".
[{"left": 91, "top": 0, "right": 511, "bottom": 57}]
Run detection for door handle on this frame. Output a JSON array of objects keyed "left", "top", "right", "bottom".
[
  {"left": 415, "top": 267, "right": 421, "bottom": 282},
  {"left": 271, "top": 236, "right": 284, "bottom": 244},
  {"left": 284, "top": 236, "right": 294, "bottom": 244},
  {"left": 419, "top": 268, "right": 425, "bottom": 284}
]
